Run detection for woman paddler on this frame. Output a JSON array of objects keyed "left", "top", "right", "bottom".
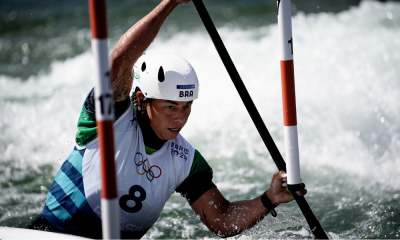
[{"left": 25, "top": 0, "right": 307, "bottom": 238}]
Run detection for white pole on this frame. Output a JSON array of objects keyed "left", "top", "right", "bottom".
[
  {"left": 277, "top": 0, "right": 302, "bottom": 190},
  {"left": 88, "top": 0, "right": 120, "bottom": 239}
]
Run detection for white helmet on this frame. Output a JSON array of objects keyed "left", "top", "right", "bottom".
[{"left": 133, "top": 55, "right": 199, "bottom": 101}]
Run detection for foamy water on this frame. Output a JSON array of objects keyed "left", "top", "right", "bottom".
[{"left": 1, "top": 0, "right": 399, "bottom": 238}]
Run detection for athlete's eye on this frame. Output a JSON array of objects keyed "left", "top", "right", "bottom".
[
  {"left": 184, "top": 103, "right": 192, "bottom": 109},
  {"left": 166, "top": 106, "right": 174, "bottom": 110}
]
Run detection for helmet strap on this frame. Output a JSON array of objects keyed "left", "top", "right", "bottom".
[{"left": 139, "top": 98, "right": 149, "bottom": 115}]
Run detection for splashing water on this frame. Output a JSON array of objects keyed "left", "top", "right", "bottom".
[{"left": 1, "top": 0, "right": 400, "bottom": 239}]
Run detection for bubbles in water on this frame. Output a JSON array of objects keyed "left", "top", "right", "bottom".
[
  {"left": 21, "top": 43, "right": 28, "bottom": 52},
  {"left": 387, "top": 12, "right": 393, "bottom": 20},
  {"left": 9, "top": 11, "right": 17, "bottom": 21},
  {"left": 22, "top": 56, "right": 29, "bottom": 65}
]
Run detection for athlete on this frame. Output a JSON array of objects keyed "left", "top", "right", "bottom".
[{"left": 25, "top": 0, "right": 307, "bottom": 239}]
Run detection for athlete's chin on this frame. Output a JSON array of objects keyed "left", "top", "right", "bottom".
[
  {"left": 164, "top": 128, "right": 181, "bottom": 140},
  {"left": 162, "top": 135, "right": 179, "bottom": 141}
]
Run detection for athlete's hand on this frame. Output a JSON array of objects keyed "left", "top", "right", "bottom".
[{"left": 266, "top": 171, "right": 307, "bottom": 205}]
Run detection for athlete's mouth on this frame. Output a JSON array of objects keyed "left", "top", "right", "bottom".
[{"left": 168, "top": 128, "right": 181, "bottom": 132}]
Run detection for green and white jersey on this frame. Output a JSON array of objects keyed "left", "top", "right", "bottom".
[{"left": 42, "top": 89, "right": 214, "bottom": 235}]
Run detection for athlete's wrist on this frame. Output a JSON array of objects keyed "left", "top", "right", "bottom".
[
  {"left": 265, "top": 188, "right": 279, "bottom": 206},
  {"left": 261, "top": 190, "right": 279, "bottom": 217},
  {"left": 168, "top": 0, "right": 191, "bottom": 6},
  {"left": 162, "top": 0, "right": 180, "bottom": 8},
  {"left": 153, "top": 0, "right": 178, "bottom": 16}
]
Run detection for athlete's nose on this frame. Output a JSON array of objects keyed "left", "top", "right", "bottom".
[{"left": 174, "top": 108, "right": 188, "bottom": 124}]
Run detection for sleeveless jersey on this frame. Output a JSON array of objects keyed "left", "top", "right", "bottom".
[{"left": 42, "top": 98, "right": 201, "bottom": 233}]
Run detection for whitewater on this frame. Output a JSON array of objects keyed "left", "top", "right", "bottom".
[{"left": 0, "top": 0, "right": 399, "bottom": 238}]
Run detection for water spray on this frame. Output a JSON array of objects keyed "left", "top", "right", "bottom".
[{"left": 192, "top": 0, "right": 328, "bottom": 238}]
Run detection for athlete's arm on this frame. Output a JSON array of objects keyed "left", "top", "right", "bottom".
[
  {"left": 190, "top": 171, "right": 307, "bottom": 238},
  {"left": 109, "top": 0, "right": 191, "bottom": 102}
]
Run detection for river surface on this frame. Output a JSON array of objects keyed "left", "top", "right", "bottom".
[{"left": 1, "top": 0, "right": 400, "bottom": 238}]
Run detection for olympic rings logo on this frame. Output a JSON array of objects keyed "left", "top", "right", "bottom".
[{"left": 134, "top": 152, "right": 162, "bottom": 182}]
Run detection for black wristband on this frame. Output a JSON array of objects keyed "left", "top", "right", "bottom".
[{"left": 261, "top": 192, "right": 278, "bottom": 217}]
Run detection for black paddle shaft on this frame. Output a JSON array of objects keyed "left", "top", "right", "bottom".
[{"left": 192, "top": 0, "right": 328, "bottom": 239}]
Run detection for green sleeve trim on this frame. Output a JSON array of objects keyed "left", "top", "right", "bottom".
[
  {"left": 75, "top": 95, "right": 131, "bottom": 147},
  {"left": 75, "top": 107, "right": 97, "bottom": 147},
  {"left": 181, "top": 149, "right": 211, "bottom": 185}
]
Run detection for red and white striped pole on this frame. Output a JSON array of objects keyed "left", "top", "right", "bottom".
[
  {"left": 277, "top": 0, "right": 302, "bottom": 191},
  {"left": 88, "top": 0, "right": 120, "bottom": 239}
]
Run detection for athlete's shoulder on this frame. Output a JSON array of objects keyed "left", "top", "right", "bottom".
[{"left": 76, "top": 88, "right": 133, "bottom": 147}]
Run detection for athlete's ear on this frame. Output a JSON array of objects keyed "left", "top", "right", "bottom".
[{"left": 136, "top": 91, "right": 149, "bottom": 109}]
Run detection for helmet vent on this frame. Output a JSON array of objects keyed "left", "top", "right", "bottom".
[
  {"left": 141, "top": 62, "right": 146, "bottom": 72},
  {"left": 158, "top": 66, "right": 165, "bottom": 82}
]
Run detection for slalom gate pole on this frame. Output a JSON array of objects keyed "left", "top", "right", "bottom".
[
  {"left": 192, "top": 0, "right": 328, "bottom": 238},
  {"left": 277, "top": 0, "right": 302, "bottom": 197},
  {"left": 88, "top": 0, "right": 120, "bottom": 239},
  {"left": 276, "top": 1, "right": 328, "bottom": 238}
]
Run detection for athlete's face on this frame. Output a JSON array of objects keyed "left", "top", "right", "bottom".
[{"left": 145, "top": 99, "right": 193, "bottom": 140}]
